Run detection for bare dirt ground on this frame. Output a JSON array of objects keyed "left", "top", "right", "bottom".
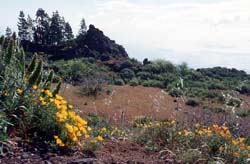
[{"left": 60, "top": 84, "right": 189, "bottom": 126}]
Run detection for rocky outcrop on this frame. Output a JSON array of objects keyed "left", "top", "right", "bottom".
[
  {"left": 82, "top": 25, "right": 128, "bottom": 59},
  {"left": 47, "top": 24, "right": 128, "bottom": 61}
]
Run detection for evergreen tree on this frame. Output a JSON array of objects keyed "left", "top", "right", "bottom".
[
  {"left": 48, "top": 11, "right": 63, "bottom": 45},
  {"left": 77, "top": 18, "right": 87, "bottom": 42},
  {"left": 33, "top": 8, "right": 50, "bottom": 45},
  {"left": 78, "top": 18, "right": 87, "bottom": 36},
  {"left": 64, "top": 22, "right": 74, "bottom": 40},
  {"left": 60, "top": 16, "right": 66, "bottom": 41},
  {"left": 17, "top": 11, "right": 29, "bottom": 41},
  {"left": 26, "top": 15, "right": 34, "bottom": 42},
  {"left": 5, "top": 27, "right": 12, "bottom": 39}
]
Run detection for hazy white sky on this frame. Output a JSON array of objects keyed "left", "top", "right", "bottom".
[{"left": 1, "top": 0, "right": 250, "bottom": 71}]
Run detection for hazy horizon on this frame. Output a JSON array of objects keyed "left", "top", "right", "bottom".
[{"left": 1, "top": 0, "right": 250, "bottom": 72}]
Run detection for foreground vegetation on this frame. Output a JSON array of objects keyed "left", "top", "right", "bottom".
[{"left": 0, "top": 34, "right": 105, "bottom": 154}]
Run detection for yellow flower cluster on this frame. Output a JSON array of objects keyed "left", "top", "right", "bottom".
[
  {"left": 54, "top": 135, "right": 65, "bottom": 147},
  {"left": 192, "top": 124, "right": 250, "bottom": 158},
  {"left": 38, "top": 89, "right": 104, "bottom": 148},
  {"left": 17, "top": 88, "right": 23, "bottom": 94}
]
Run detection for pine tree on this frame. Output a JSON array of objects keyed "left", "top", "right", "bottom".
[
  {"left": 26, "top": 15, "right": 34, "bottom": 42},
  {"left": 64, "top": 22, "right": 74, "bottom": 40},
  {"left": 77, "top": 18, "right": 87, "bottom": 42},
  {"left": 5, "top": 27, "right": 12, "bottom": 39},
  {"left": 78, "top": 18, "right": 87, "bottom": 36},
  {"left": 60, "top": 16, "right": 66, "bottom": 41},
  {"left": 17, "top": 11, "right": 29, "bottom": 41},
  {"left": 48, "top": 11, "right": 63, "bottom": 45},
  {"left": 33, "top": 8, "right": 50, "bottom": 45}
]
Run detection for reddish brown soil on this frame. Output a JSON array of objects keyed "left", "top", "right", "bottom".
[
  {"left": 95, "top": 140, "right": 181, "bottom": 164},
  {"left": 60, "top": 85, "right": 189, "bottom": 125},
  {"left": 0, "top": 139, "right": 181, "bottom": 164},
  {"left": 60, "top": 84, "right": 250, "bottom": 134}
]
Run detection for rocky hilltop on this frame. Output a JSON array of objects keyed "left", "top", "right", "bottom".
[
  {"left": 83, "top": 25, "right": 128, "bottom": 58},
  {"left": 24, "top": 24, "right": 128, "bottom": 62}
]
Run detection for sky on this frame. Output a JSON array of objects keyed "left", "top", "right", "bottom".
[{"left": 0, "top": 0, "right": 250, "bottom": 72}]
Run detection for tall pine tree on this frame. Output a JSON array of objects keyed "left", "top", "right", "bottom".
[
  {"left": 78, "top": 18, "right": 87, "bottom": 36},
  {"left": 48, "top": 11, "right": 63, "bottom": 45},
  {"left": 34, "top": 8, "right": 50, "bottom": 45},
  {"left": 64, "top": 22, "right": 74, "bottom": 40},
  {"left": 5, "top": 27, "right": 12, "bottom": 39},
  {"left": 77, "top": 18, "right": 87, "bottom": 42},
  {"left": 26, "top": 15, "right": 34, "bottom": 42},
  {"left": 17, "top": 11, "right": 29, "bottom": 41}
]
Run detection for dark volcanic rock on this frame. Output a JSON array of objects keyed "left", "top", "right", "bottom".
[{"left": 83, "top": 25, "right": 128, "bottom": 59}]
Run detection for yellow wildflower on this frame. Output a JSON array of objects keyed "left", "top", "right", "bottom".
[
  {"left": 55, "top": 94, "right": 63, "bottom": 100},
  {"left": 39, "top": 96, "right": 44, "bottom": 102},
  {"left": 84, "top": 134, "right": 90, "bottom": 139},
  {"left": 41, "top": 101, "right": 47, "bottom": 106},
  {"left": 49, "top": 98, "right": 55, "bottom": 103},
  {"left": 54, "top": 135, "right": 65, "bottom": 147},
  {"left": 239, "top": 137, "right": 245, "bottom": 143},
  {"left": 45, "top": 90, "right": 53, "bottom": 97},
  {"left": 232, "top": 139, "right": 239, "bottom": 145},
  {"left": 97, "top": 135, "right": 103, "bottom": 141},
  {"left": 101, "top": 127, "right": 106, "bottom": 132},
  {"left": 194, "top": 123, "right": 200, "bottom": 128},
  {"left": 32, "top": 85, "right": 38, "bottom": 90},
  {"left": 76, "top": 131, "right": 82, "bottom": 137},
  {"left": 72, "top": 136, "right": 78, "bottom": 142},
  {"left": 17, "top": 89, "right": 23, "bottom": 94}
]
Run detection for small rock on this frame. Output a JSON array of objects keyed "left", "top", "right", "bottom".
[
  {"left": 67, "top": 158, "right": 96, "bottom": 164},
  {"left": 21, "top": 152, "right": 29, "bottom": 159}
]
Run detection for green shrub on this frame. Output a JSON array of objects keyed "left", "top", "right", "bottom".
[
  {"left": 80, "top": 76, "right": 105, "bottom": 97},
  {"left": 142, "top": 80, "right": 165, "bottom": 88},
  {"left": 128, "top": 78, "right": 139, "bottom": 86},
  {"left": 114, "top": 79, "right": 125, "bottom": 86},
  {"left": 186, "top": 99, "right": 200, "bottom": 107},
  {"left": 227, "top": 98, "right": 241, "bottom": 107},
  {"left": 236, "top": 109, "right": 250, "bottom": 117},
  {"left": 133, "top": 116, "right": 153, "bottom": 127},
  {"left": 169, "top": 88, "right": 183, "bottom": 97},
  {"left": 236, "top": 85, "right": 250, "bottom": 95},
  {"left": 106, "top": 86, "right": 113, "bottom": 95},
  {"left": 120, "top": 68, "right": 135, "bottom": 82}
]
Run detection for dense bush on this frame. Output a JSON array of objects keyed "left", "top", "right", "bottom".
[
  {"left": 236, "top": 85, "right": 250, "bottom": 95},
  {"left": 142, "top": 80, "right": 165, "bottom": 88},
  {"left": 114, "top": 78, "right": 125, "bottom": 86},
  {"left": 169, "top": 88, "right": 183, "bottom": 97},
  {"left": 80, "top": 74, "right": 106, "bottom": 97},
  {"left": 120, "top": 68, "right": 135, "bottom": 82},
  {"left": 236, "top": 109, "right": 250, "bottom": 117},
  {"left": 186, "top": 99, "right": 200, "bottom": 107},
  {"left": 128, "top": 78, "right": 139, "bottom": 86},
  {"left": 227, "top": 98, "right": 241, "bottom": 107}
]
